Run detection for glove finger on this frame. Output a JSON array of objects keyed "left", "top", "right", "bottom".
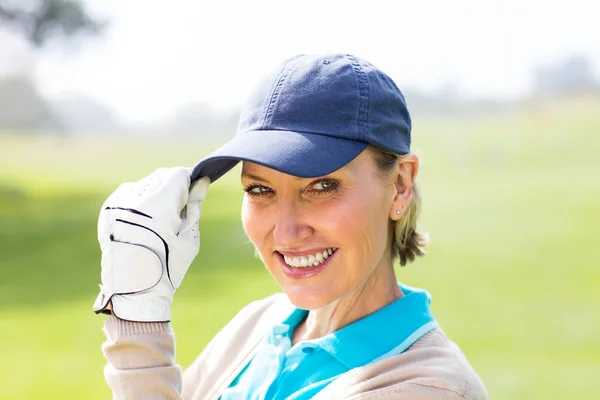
[
  {"left": 134, "top": 167, "right": 169, "bottom": 198},
  {"left": 189, "top": 176, "right": 211, "bottom": 203},
  {"left": 178, "top": 177, "right": 210, "bottom": 237},
  {"left": 149, "top": 167, "right": 191, "bottom": 208}
]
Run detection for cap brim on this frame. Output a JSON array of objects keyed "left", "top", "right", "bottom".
[{"left": 191, "top": 130, "right": 369, "bottom": 183}]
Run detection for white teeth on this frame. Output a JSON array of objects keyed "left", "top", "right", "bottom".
[{"left": 283, "top": 248, "right": 337, "bottom": 268}]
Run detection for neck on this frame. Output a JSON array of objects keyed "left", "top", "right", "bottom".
[{"left": 292, "top": 261, "right": 402, "bottom": 344}]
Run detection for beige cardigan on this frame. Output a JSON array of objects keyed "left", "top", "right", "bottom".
[{"left": 102, "top": 293, "right": 487, "bottom": 399}]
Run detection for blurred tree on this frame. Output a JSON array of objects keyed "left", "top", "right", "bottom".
[
  {"left": 52, "top": 96, "right": 120, "bottom": 134},
  {"left": 0, "top": 1, "right": 112, "bottom": 134},
  {"left": 0, "top": 75, "right": 63, "bottom": 131},
  {"left": 534, "top": 55, "right": 598, "bottom": 97},
  {"left": 0, "top": 0, "right": 105, "bottom": 47}
]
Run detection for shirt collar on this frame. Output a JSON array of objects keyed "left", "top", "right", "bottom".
[{"left": 279, "top": 282, "right": 438, "bottom": 369}]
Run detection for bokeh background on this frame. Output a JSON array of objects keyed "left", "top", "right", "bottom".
[{"left": 1, "top": 1, "right": 599, "bottom": 399}]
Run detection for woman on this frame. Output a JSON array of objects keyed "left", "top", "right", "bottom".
[{"left": 94, "top": 54, "right": 487, "bottom": 399}]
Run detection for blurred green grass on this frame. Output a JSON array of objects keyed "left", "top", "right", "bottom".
[{"left": 1, "top": 99, "right": 599, "bottom": 399}]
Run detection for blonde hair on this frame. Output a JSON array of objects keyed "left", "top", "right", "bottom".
[{"left": 367, "top": 146, "right": 429, "bottom": 266}]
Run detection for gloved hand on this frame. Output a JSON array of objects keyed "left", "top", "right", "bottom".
[{"left": 93, "top": 167, "right": 210, "bottom": 322}]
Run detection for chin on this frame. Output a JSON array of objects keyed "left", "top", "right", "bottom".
[{"left": 280, "top": 281, "right": 341, "bottom": 310}]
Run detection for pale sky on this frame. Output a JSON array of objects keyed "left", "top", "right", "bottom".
[{"left": 1, "top": 0, "right": 598, "bottom": 124}]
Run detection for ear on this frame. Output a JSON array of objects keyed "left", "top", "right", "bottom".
[{"left": 389, "top": 153, "right": 419, "bottom": 221}]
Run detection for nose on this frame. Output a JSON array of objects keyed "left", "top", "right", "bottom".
[{"left": 272, "top": 204, "right": 314, "bottom": 248}]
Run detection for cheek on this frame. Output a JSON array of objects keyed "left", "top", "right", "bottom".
[
  {"left": 330, "top": 191, "right": 391, "bottom": 259},
  {"left": 241, "top": 199, "right": 260, "bottom": 244},
  {"left": 241, "top": 198, "right": 273, "bottom": 256}
]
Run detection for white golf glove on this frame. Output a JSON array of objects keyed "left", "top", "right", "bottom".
[{"left": 93, "top": 167, "right": 210, "bottom": 322}]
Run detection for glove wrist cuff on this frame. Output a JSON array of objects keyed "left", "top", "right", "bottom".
[{"left": 109, "top": 294, "right": 172, "bottom": 323}]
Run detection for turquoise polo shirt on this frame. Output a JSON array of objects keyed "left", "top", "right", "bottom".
[{"left": 220, "top": 283, "right": 438, "bottom": 400}]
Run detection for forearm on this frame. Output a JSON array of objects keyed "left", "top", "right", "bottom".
[
  {"left": 94, "top": 170, "right": 210, "bottom": 398},
  {"left": 102, "top": 315, "right": 182, "bottom": 400}
]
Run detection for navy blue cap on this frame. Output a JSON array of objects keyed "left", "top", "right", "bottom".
[{"left": 191, "top": 53, "right": 411, "bottom": 183}]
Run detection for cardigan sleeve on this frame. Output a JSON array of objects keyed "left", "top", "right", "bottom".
[{"left": 101, "top": 315, "right": 183, "bottom": 400}]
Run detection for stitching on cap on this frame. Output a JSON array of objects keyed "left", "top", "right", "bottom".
[
  {"left": 347, "top": 54, "right": 370, "bottom": 139},
  {"left": 261, "top": 67, "right": 291, "bottom": 130}
]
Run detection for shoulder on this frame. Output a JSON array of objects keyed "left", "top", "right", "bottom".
[
  {"left": 396, "top": 328, "right": 488, "bottom": 399},
  {"left": 320, "top": 328, "right": 487, "bottom": 400},
  {"left": 369, "top": 328, "right": 488, "bottom": 400}
]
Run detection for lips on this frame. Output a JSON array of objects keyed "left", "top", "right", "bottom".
[
  {"left": 282, "top": 247, "right": 338, "bottom": 268},
  {"left": 276, "top": 248, "right": 338, "bottom": 280}
]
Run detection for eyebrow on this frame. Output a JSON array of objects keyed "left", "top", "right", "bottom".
[
  {"left": 241, "top": 172, "right": 271, "bottom": 183},
  {"left": 241, "top": 171, "right": 315, "bottom": 184}
]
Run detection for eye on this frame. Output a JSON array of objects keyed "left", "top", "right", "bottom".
[
  {"left": 244, "top": 183, "right": 273, "bottom": 197},
  {"left": 309, "top": 179, "right": 339, "bottom": 193}
]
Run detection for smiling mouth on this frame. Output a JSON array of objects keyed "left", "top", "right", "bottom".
[{"left": 279, "top": 248, "right": 338, "bottom": 268}]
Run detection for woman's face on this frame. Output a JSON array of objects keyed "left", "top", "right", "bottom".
[{"left": 241, "top": 150, "right": 402, "bottom": 309}]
